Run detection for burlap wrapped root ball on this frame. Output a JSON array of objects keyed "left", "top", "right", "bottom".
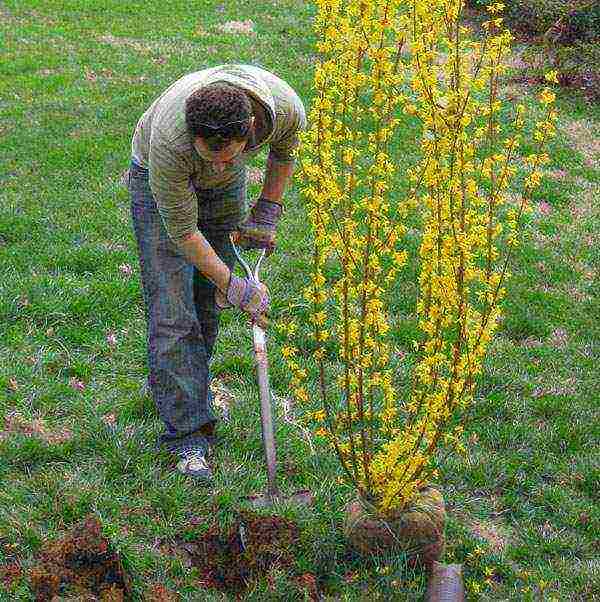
[{"left": 343, "top": 487, "right": 446, "bottom": 568}]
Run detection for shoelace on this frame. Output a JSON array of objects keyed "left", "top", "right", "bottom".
[{"left": 180, "top": 450, "right": 209, "bottom": 470}]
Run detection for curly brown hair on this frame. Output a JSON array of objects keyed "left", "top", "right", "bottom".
[{"left": 185, "top": 82, "right": 253, "bottom": 151}]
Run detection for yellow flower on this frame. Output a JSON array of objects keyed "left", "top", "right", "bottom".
[
  {"left": 544, "top": 70, "right": 559, "bottom": 84},
  {"left": 539, "top": 88, "right": 556, "bottom": 105},
  {"left": 281, "top": 346, "right": 296, "bottom": 359}
]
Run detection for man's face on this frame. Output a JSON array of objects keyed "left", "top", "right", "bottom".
[
  {"left": 194, "top": 115, "right": 254, "bottom": 173},
  {"left": 194, "top": 138, "right": 247, "bottom": 174}
]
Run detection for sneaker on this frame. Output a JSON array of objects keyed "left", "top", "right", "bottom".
[{"left": 176, "top": 449, "right": 213, "bottom": 479}]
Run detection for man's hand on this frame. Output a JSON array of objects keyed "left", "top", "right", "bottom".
[
  {"left": 216, "top": 274, "right": 270, "bottom": 327},
  {"left": 237, "top": 198, "right": 283, "bottom": 254}
]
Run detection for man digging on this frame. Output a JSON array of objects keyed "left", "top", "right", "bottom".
[{"left": 127, "top": 64, "right": 306, "bottom": 480}]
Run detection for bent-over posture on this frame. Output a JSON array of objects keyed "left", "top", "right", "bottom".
[{"left": 127, "top": 64, "right": 306, "bottom": 479}]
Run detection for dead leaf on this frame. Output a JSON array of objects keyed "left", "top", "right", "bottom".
[
  {"left": 102, "top": 413, "right": 117, "bottom": 427},
  {"left": 470, "top": 519, "right": 509, "bottom": 553},
  {"left": 84, "top": 67, "right": 97, "bottom": 82},
  {"left": 537, "top": 200, "right": 552, "bottom": 216},
  {"left": 145, "top": 584, "right": 181, "bottom": 601},
  {"left": 69, "top": 378, "right": 86, "bottom": 392},
  {"left": 548, "top": 328, "right": 568, "bottom": 349},
  {"left": 210, "top": 378, "right": 235, "bottom": 422},
  {"left": 0, "top": 562, "right": 22, "bottom": 588},
  {"left": 247, "top": 167, "right": 264, "bottom": 184},
  {"left": 7, "top": 378, "right": 18, "bottom": 392},
  {"left": 119, "top": 263, "right": 133, "bottom": 277},
  {"left": 195, "top": 23, "right": 210, "bottom": 37},
  {"left": 217, "top": 20, "right": 256, "bottom": 35},
  {"left": 1, "top": 412, "right": 72, "bottom": 444}
]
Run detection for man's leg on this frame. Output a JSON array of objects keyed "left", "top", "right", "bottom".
[
  {"left": 128, "top": 161, "right": 217, "bottom": 457},
  {"left": 192, "top": 171, "right": 248, "bottom": 439},
  {"left": 193, "top": 233, "right": 237, "bottom": 362}
]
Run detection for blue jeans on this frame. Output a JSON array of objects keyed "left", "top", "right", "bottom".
[{"left": 128, "top": 160, "right": 247, "bottom": 454}]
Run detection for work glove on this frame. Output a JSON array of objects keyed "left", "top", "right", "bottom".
[
  {"left": 237, "top": 198, "right": 283, "bottom": 254},
  {"left": 216, "top": 274, "right": 270, "bottom": 328}
]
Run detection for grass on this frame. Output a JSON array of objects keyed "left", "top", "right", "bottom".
[{"left": 0, "top": 1, "right": 599, "bottom": 600}]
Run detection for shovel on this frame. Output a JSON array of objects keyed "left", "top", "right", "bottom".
[{"left": 230, "top": 234, "right": 313, "bottom": 509}]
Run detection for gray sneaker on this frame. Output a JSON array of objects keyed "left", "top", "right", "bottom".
[{"left": 176, "top": 449, "right": 213, "bottom": 479}]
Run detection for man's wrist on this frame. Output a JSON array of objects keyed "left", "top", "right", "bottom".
[{"left": 256, "top": 197, "right": 284, "bottom": 214}]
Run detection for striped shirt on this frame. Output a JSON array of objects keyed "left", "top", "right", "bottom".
[{"left": 131, "top": 64, "right": 307, "bottom": 244}]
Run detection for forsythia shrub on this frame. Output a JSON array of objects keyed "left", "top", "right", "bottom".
[{"left": 280, "top": 0, "right": 557, "bottom": 514}]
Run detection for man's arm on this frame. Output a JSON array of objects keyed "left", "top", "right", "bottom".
[
  {"left": 178, "top": 230, "right": 231, "bottom": 292},
  {"left": 259, "top": 154, "right": 296, "bottom": 206},
  {"left": 148, "top": 138, "right": 231, "bottom": 292}
]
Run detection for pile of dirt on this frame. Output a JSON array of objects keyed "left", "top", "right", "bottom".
[
  {"left": 29, "top": 515, "right": 131, "bottom": 601},
  {"left": 180, "top": 510, "right": 302, "bottom": 595}
]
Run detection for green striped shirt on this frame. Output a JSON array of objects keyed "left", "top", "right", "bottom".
[{"left": 131, "top": 64, "right": 307, "bottom": 244}]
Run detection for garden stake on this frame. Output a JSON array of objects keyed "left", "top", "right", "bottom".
[{"left": 231, "top": 234, "right": 313, "bottom": 510}]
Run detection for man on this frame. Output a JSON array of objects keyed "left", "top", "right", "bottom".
[{"left": 127, "top": 64, "right": 306, "bottom": 480}]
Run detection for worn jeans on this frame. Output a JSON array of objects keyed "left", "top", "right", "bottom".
[{"left": 128, "top": 160, "right": 248, "bottom": 454}]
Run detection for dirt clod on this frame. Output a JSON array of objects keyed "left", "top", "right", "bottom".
[
  {"left": 182, "top": 511, "right": 300, "bottom": 595},
  {"left": 0, "top": 562, "right": 22, "bottom": 588},
  {"left": 29, "top": 515, "right": 131, "bottom": 601},
  {"left": 145, "top": 583, "right": 181, "bottom": 601}
]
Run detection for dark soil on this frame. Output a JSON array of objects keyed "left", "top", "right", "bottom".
[
  {"left": 28, "top": 515, "right": 132, "bottom": 601},
  {"left": 178, "top": 510, "right": 306, "bottom": 596}
]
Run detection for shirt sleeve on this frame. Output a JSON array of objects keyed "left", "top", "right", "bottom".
[
  {"left": 148, "top": 134, "right": 198, "bottom": 245},
  {"left": 267, "top": 97, "right": 307, "bottom": 164}
]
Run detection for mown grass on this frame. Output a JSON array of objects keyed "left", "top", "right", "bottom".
[{"left": 1, "top": 1, "right": 599, "bottom": 600}]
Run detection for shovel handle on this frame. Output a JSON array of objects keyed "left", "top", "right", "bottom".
[
  {"left": 253, "top": 324, "right": 279, "bottom": 498},
  {"left": 231, "top": 234, "right": 279, "bottom": 498}
]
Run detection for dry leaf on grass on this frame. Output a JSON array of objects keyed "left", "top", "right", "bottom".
[
  {"left": 537, "top": 200, "right": 552, "bottom": 216},
  {"left": 247, "top": 167, "right": 264, "bottom": 184},
  {"left": 470, "top": 519, "right": 510, "bottom": 554},
  {"left": 119, "top": 263, "right": 133, "bottom": 277},
  {"left": 69, "top": 377, "right": 86, "bottom": 392},
  {"left": 146, "top": 583, "right": 181, "bottom": 601},
  {"left": 562, "top": 118, "right": 600, "bottom": 168},
  {"left": 548, "top": 328, "right": 568, "bottom": 349},
  {"left": 102, "top": 413, "right": 117, "bottom": 427},
  {"left": 210, "top": 378, "right": 236, "bottom": 421},
  {"left": 0, "top": 412, "right": 72, "bottom": 444},
  {"left": 195, "top": 23, "right": 210, "bottom": 37},
  {"left": 217, "top": 20, "right": 256, "bottom": 35}
]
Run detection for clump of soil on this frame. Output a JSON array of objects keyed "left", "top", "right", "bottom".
[
  {"left": 29, "top": 515, "right": 131, "bottom": 601},
  {"left": 182, "top": 510, "right": 300, "bottom": 595},
  {"left": 0, "top": 562, "right": 22, "bottom": 588}
]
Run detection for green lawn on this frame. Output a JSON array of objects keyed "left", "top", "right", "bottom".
[{"left": 0, "top": 1, "right": 598, "bottom": 600}]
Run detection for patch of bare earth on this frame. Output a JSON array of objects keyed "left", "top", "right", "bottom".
[
  {"left": 28, "top": 516, "right": 132, "bottom": 601},
  {"left": 469, "top": 519, "right": 511, "bottom": 554},
  {"left": 216, "top": 20, "right": 256, "bottom": 36},
  {"left": 145, "top": 583, "right": 181, "bottom": 601},
  {"left": 570, "top": 177, "right": 600, "bottom": 221},
  {"left": 97, "top": 34, "right": 202, "bottom": 57},
  {"left": 174, "top": 511, "right": 311, "bottom": 596},
  {"left": 0, "top": 412, "right": 72, "bottom": 444},
  {"left": 562, "top": 119, "right": 600, "bottom": 169},
  {"left": 209, "top": 375, "right": 236, "bottom": 422}
]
